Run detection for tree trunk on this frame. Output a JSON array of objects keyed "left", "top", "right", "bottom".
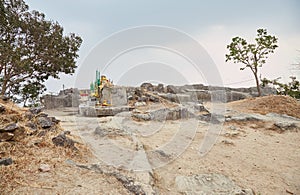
[
  {"left": 254, "top": 72, "right": 261, "bottom": 97},
  {"left": 0, "top": 78, "right": 8, "bottom": 95}
]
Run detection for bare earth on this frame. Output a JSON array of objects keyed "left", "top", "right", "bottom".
[{"left": 1, "top": 95, "right": 300, "bottom": 194}]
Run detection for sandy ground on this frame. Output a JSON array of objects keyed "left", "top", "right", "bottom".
[
  {"left": 1, "top": 95, "right": 299, "bottom": 194},
  {"left": 43, "top": 98, "right": 300, "bottom": 195}
]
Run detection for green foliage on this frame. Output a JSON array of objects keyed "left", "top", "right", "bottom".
[
  {"left": 0, "top": 0, "right": 82, "bottom": 105},
  {"left": 225, "top": 29, "right": 278, "bottom": 96},
  {"left": 261, "top": 76, "right": 300, "bottom": 99}
]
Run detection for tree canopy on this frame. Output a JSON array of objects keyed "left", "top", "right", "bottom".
[
  {"left": 0, "top": 0, "right": 82, "bottom": 105},
  {"left": 261, "top": 76, "right": 300, "bottom": 99},
  {"left": 225, "top": 29, "right": 278, "bottom": 96}
]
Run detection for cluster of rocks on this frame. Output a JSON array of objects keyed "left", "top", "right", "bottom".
[
  {"left": 127, "top": 83, "right": 276, "bottom": 104},
  {"left": 128, "top": 87, "right": 160, "bottom": 103},
  {"left": 0, "top": 105, "right": 61, "bottom": 142},
  {"left": 0, "top": 100, "right": 77, "bottom": 166}
]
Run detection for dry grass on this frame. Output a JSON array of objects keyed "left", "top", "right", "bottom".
[
  {"left": 228, "top": 95, "right": 300, "bottom": 118},
  {"left": 0, "top": 100, "right": 93, "bottom": 194}
]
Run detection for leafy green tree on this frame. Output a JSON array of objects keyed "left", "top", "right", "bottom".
[
  {"left": 225, "top": 29, "right": 278, "bottom": 96},
  {"left": 261, "top": 76, "right": 300, "bottom": 99},
  {"left": 0, "top": 0, "right": 82, "bottom": 103}
]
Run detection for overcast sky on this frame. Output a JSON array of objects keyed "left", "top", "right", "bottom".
[{"left": 26, "top": 0, "right": 300, "bottom": 93}]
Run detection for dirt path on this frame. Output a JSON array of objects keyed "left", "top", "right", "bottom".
[{"left": 45, "top": 102, "right": 300, "bottom": 194}]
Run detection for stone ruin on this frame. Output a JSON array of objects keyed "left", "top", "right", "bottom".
[
  {"left": 41, "top": 88, "right": 80, "bottom": 109},
  {"left": 41, "top": 83, "right": 276, "bottom": 119},
  {"left": 77, "top": 83, "right": 276, "bottom": 118}
]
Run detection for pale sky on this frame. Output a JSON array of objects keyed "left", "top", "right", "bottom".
[{"left": 26, "top": 0, "right": 300, "bottom": 93}]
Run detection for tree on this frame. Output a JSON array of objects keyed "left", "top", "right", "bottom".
[
  {"left": 225, "top": 29, "right": 278, "bottom": 96},
  {"left": 0, "top": 0, "right": 82, "bottom": 103},
  {"left": 261, "top": 76, "right": 300, "bottom": 99}
]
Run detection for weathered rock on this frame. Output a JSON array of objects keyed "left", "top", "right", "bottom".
[
  {"left": 138, "top": 96, "right": 148, "bottom": 102},
  {"left": 3, "top": 123, "right": 18, "bottom": 131},
  {"left": 134, "top": 102, "right": 147, "bottom": 107},
  {"left": 29, "top": 107, "right": 42, "bottom": 115},
  {"left": 132, "top": 113, "right": 151, "bottom": 121},
  {"left": 175, "top": 173, "right": 253, "bottom": 195},
  {"left": 158, "top": 93, "right": 179, "bottom": 103},
  {"left": 94, "top": 126, "right": 109, "bottom": 137},
  {"left": 225, "top": 113, "right": 265, "bottom": 122},
  {"left": 128, "top": 95, "right": 134, "bottom": 100},
  {"left": 37, "top": 117, "right": 53, "bottom": 129},
  {"left": 52, "top": 133, "right": 76, "bottom": 149},
  {"left": 140, "top": 83, "right": 154, "bottom": 91},
  {"left": 156, "top": 83, "right": 164, "bottom": 93},
  {"left": 138, "top": 107, "right": 194, "bottom": 121},
  {"left": 134, "top": 88, "right": 143, "bottom": 97},
  {"left": 0, "top": 132, "right": 14, "bottom": 141},
  {"left": 195, "top": 90, "right": 211, "bottom": 102},
  {"left": 274, "top": 122, "right": 299, "bottom": 131},
  {"left": 113, "top": 173, "right": 146, "bottom": 195},
  {"left": 39, "top": 164, "right": 51, "bottom": 172},
  {"left": 198, "top": 113, "right": 220, "bottom": 124},
  {"left": 169, "top": 107, "right": 193, "bottom": 120},
  {"left": 79, "top": 105, "right": 131, "bottom": 117},
  {"left": 266, "top": 113, "right": 300, "bottom": 121},
  {"left": 225, "top": 131, "right": 240, "bottom": 137},
  {"left": 0, "top": 157, "right": 13, "bottom": 166},
  {"left": 94, "top": 126, "right": 127, "bottom": 137},
  {"left": 193, "top": 103, "right": 208, "bottom": 112},
  {"left": 158, "top": 93, "right": 192, "bottom": 103},
  {"left": 222, "top": 139, "right": 234, "bottom": 145},
  {"left": 0, "top": 104, "right": 5, "bottom": 113},
  {"left": 49, "top": 116, "right": 60, "bottom": 124},
  {"left": 148, "top": 95, "right": 159, "bottom": 102},
  {"left": 166, "top": 85, "right": 179, "bottom": 94}
]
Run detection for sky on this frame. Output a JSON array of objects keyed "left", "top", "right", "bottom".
[{"left": 26, "top": 0, "right": 300, "bottom": 93}]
